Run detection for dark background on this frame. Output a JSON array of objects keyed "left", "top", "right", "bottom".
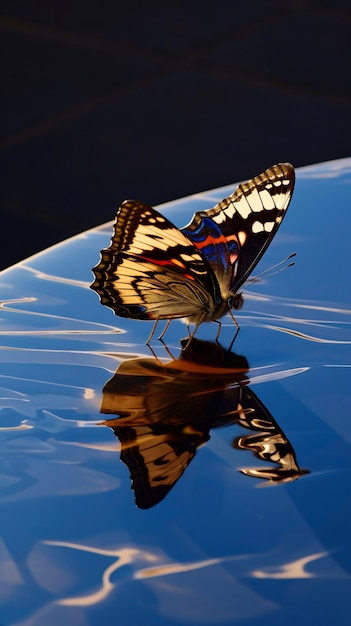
[{"left": 1, "top": 0, "right": 350, "bottom": 270}]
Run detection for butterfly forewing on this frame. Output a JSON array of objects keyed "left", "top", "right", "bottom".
[
  {"left": 182, "top": 163, "right": 295, "bottom": 293},
  {"left": 91, "top": 200, "right": 221, "bottom": 320}
]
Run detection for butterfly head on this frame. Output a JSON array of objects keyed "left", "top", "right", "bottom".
[
  {"left": 228, "top": 293, "right": 243, "bottom": 311},
  {"left": 186, "top": 289, "right": 244, "bottom": 324}
]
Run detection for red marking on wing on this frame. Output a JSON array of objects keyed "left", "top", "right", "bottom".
[
  {"left": 225, "top": 234, "right": 240, "bottom": 245},
  {"left": 139, "top": 256, "right": 196, "bottom": 282},
  {"left": 140, "top": 256, "right": 186, "bottom": 269},
  {"left": 183, "top": 273, "right": 195, "bottom": 281},
  {"left": 193, "top": 234, "right": 227, "bottom": 249},
  {"left": 193, "top": 233, "right": 241, "bottom": 250}
]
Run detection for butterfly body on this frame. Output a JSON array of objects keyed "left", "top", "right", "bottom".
[{"left": 91, "top": 163, "right": 295, "bottom": 338}]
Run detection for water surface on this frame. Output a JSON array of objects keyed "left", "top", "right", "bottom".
[{"left": 1, "top": 159, "right": 350, "bottom": 625}]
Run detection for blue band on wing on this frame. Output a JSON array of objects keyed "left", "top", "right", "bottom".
[{"left": 183, "top": 215, "right": 239, "bottom": 276}]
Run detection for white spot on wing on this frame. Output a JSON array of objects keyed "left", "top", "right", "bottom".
[
  {"left": 247, "top": 188, "right": 263, "bottom": 212},
  {"left": 252, "top": 221, "right": 264, "bottom": 233},
  {"left": 181, "top": 253, "right": 197, "bottom": 262},
  {"left": 233, "top": 199, "right": 251, "bottom": 219},
  {"left": 238, "top": 231, "right": 247, "bottom": 245},
  {"left": 259, "top": 189, "right": 275, "bottom": 210},
  {"left": 252, "top": 220, "right": 275, "bottom": 233},
  {"left": 223, "top": 204, "right": 235, "bottom": 219},
  {"left": 212, "top": 212, "right": 226, "bottom": 224}
]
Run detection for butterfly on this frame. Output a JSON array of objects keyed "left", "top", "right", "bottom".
[
  {"left": 100, "top": 339, "right": 308, "bottom": 509},
  {"left": 91, "top": 163, "right": 295, "bottom": 342}
]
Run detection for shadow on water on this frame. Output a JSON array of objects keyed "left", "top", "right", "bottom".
[{"left": 100, "top": 338, "right": 309, "bottom": 508}]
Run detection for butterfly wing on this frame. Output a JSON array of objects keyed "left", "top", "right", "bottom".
[
  {"left": 182, "top": 163, "right": 295, "bottom": 293},
  {"left": 91, "top": 200, "right": 221, "bottom": 320},
  {"left": 234, "top": 386, "right": 309, "bottom": 483},
  {"left": 111, "top": 422, "right": 209, "bottom": 508},
  {"left": 101, "top": 357, "right": 215, "bottom": 509}
]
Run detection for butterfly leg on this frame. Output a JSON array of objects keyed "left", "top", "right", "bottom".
[
  {"left": 158, "top": 318, "right": 171, "bottom": 341},
  {"left": 181, "top": 314, "right": 207, "bottom": 351},
  {"left": 227, "top": 310, "right": 240, "bottom": 350},
  {"left": 228, "top": 326, "right": 240, "bottom": 351},
  {"left": 146, "top": 319, "right": 160, "bottom": 344},
  {"left": 214, "top": 320, "right": 222, "bottom": 342},
  {"left": 180, "top": 326, "right": 195, "bottom": 351},
  {"left": 228, "top": 308, "right": 240, "bottom": 330}
]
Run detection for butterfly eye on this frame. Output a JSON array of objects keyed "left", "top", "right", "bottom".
[{"left": 228, "top": 294, "right": 243, "bottom": 310}]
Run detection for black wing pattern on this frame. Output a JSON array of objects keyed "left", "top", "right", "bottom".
[
  {"left": 91, "top": 200, "right": 221, "bottom": 321},
  {"left": 182, "top": 163, "right": 295, "bottom": 293}
]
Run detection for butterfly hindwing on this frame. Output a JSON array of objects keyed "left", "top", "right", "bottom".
[
  {"left": 182, "top": 163, "right": 295, "bottom": 292},
  {"left": 91, "top": 200, "right": 221, "bottom": 320}
]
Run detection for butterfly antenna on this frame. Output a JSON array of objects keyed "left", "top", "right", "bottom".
[{"left": 247, "top": 252, "right": 296, "bottom": 285}]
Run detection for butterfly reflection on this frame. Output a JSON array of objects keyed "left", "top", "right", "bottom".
[{"left": 100, "top": 339, "right": 308, "bottom": 509}]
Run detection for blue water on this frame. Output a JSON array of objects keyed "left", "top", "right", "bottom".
[{"left": 0, "top": 159, "right": 350, "bottom": 625}]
